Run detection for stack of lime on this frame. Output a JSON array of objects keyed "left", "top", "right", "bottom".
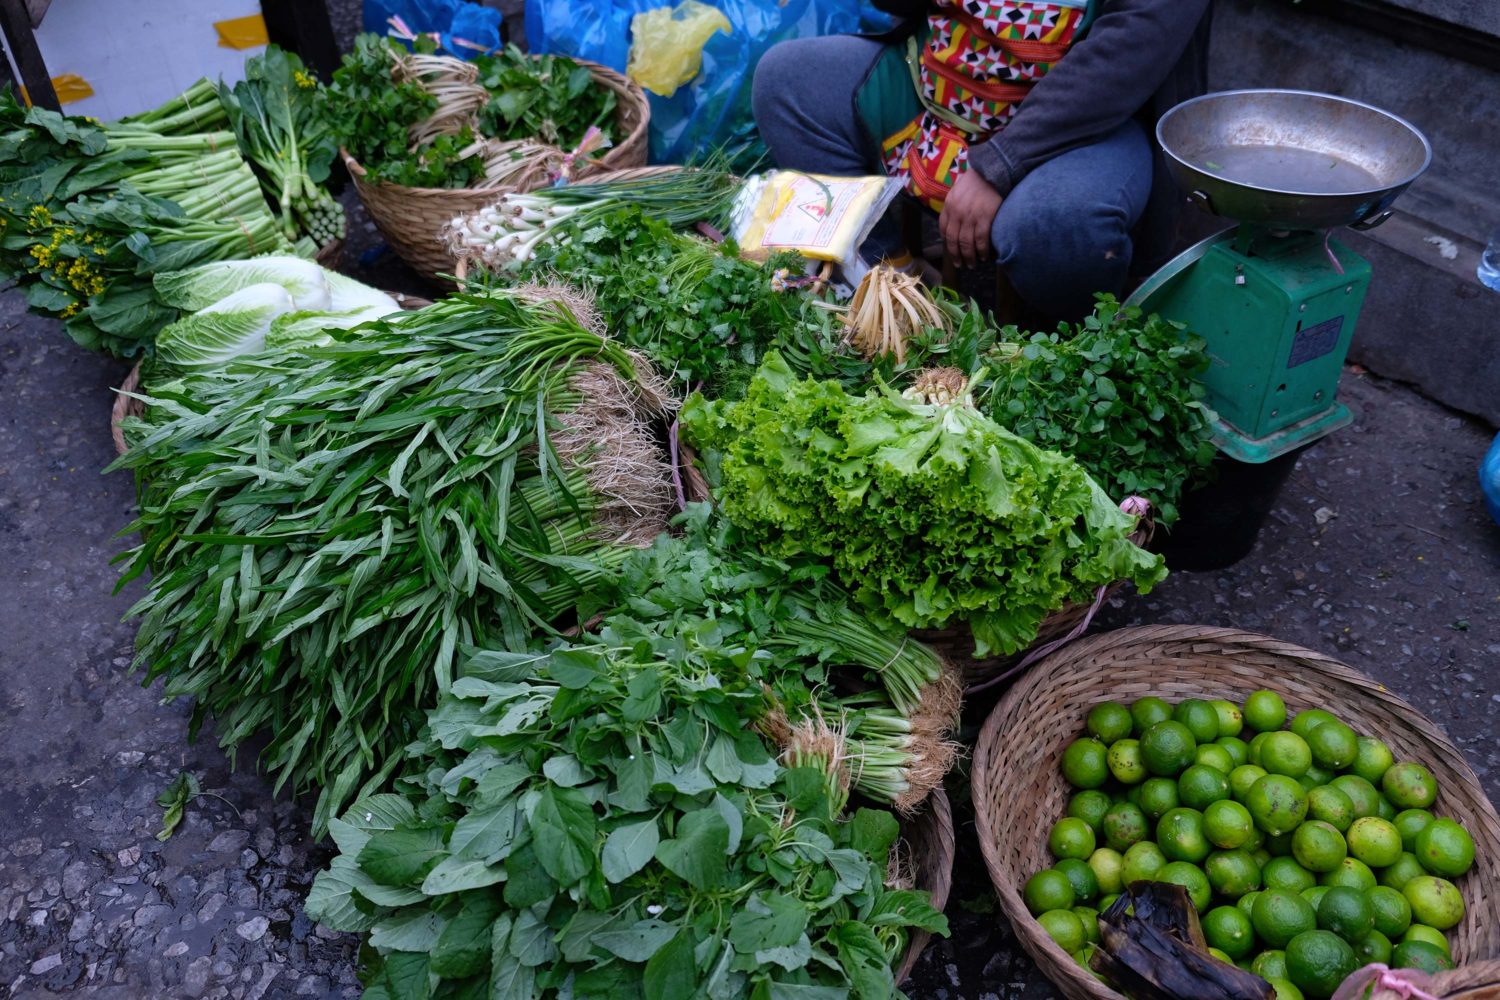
[{"left": 1022, "top": 691, "right": 1477, "bottom": 1000}]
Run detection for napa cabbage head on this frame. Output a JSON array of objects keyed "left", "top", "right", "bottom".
[
  {"left": 264, "top": 306, "right": 393, "bottom": 351},
  {"left": 154, "top": 256, "right": 331, "bottom": 312},
  {"left": 155, "top": 283, "right": 296, "bottom": 372},
  {"left": 323, "top": 271, "right": 400, "bottom": 314}
]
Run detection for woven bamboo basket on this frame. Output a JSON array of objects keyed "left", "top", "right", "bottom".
[
  {"left": 972, "top": 625, "right": 1500, "bottom": 1000},
  {"left": 109, "top": 291, "right": 433, "bottom": 456},
  {"left": 914, "top": 515, "right": 1156, "bottom": 695},
  {"left": 896, "top": 787, "right": 956, "bottom": 986},
  {"left": 346, "top": 58, "right": 649, "bottom": 282}
]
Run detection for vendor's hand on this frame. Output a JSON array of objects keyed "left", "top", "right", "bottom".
[{"left": 940, "top": 170, "right": 1003, "bottom": 269}]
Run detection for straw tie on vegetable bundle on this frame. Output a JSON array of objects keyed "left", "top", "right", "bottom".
[{"left": 112, "top": 290, "right": 677, "bottom": 834}]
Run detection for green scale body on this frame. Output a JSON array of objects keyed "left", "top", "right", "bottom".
[{"left": 1136, "top": 226, "right": 1373, "bottom": 462}]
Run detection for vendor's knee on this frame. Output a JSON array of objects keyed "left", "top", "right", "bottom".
[
  {"left": 993, "top": 199, "right": 1134, "bottom": 311},
  {"left": 751, "top": 38, "right": 820, "bottom": 132}
]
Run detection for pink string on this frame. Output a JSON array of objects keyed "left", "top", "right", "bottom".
[
  {"left": 965, "top": 495, "right": 1152, "bottom": 696},
  {"left": 1323, "top": 228, "right": 1346, "bottom": 276},
  {"left": 552, "top": 126, "right": 609, "bottom": 186},
  {"left": 668, "top": 418, "right": 688, "bottom": 513},
  {"left": 1328, "top": 964, "right": 1440, "bottom": 1000}
]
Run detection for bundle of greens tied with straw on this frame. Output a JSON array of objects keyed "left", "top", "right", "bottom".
[{"left": 111, "top": 286, "right": 678, "bottom": 834}]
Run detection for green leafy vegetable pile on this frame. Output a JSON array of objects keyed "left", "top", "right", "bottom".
[
  {"left": 975, "top": 296, "right": 1217, "bottom": 526},
  {"left": 308, "top": 618, "right": 948, "bottom": 1000},
  {"left": 681, "top": 352, "right": 1167, "bottom": 658},
  {"left": 476, "top": 45, "right": 616, "bottom": 148},
  {"left": 112, "top": 290, "right": 677, "bottom": 833}
]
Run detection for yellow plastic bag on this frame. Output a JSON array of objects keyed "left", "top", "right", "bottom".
[
  {"left": 730, "top": 171, "right": 902, "bottom": 265},
  {"left": 627, "top": 1, "right": 732, "bottom": 98}
]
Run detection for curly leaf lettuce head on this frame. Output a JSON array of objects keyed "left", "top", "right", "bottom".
[{"left": 681, "top": 352, "right": 1165, "bottom": 657}]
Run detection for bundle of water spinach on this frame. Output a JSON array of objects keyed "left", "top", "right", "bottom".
[
  {"left": 308, "top": 618, "right": 949, "bottom": 999},
  {"left": 112, "top": 289, "right": 677, "bottom": 834}
]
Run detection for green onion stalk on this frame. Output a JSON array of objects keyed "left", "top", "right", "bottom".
[
  {"left": 771, "top": 611, "right": 955, "bottom": 721},
  {"left": 832, "top": 700, "right": 962, "bottom": 815},
  {"left": 111, "top": 291, "right": 677, "bottom": 834}
]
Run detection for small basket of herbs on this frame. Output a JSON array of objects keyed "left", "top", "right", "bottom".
[{"left": 329, "top": 36, "right": 649, "bottom": 281}]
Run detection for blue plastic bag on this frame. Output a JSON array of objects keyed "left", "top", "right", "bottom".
[
  {"left": 525, "top": 0, "right": 894, "bottom": 167},
  {"left": 363, "top": 0, "right": 505, "bottom": 58},
  {"left": 1483, "top": 433, "right": 1500, "bottom": 527}
]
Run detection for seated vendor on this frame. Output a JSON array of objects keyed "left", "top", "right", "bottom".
[{"left": 752, "top": 0, "right": 1213, "bottom": 323}]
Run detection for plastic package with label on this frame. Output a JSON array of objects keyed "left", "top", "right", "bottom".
[
  {"left": 1482, "top": 432, "right": 1500, "bottom": 528},
  {"left": 362, "top": 0, "right": 504, "bottom": 59},
  {"left": 729, "top": 171, "right": 901, "bottom": 272}
]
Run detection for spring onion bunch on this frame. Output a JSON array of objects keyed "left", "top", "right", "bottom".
[
  {"left": 444, "top": 166, "right": 740, "bottom": 270},
  {"left": 111, "top": 289, "right": 678, "bottom": 833}
]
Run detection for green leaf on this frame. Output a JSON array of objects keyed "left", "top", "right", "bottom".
[
  {"left": 429, "top": 894, "right": 502, "bottom": 978},
  {"left": 621, "top": 669, "right": 663, "bottom": 722},
  {"left": 305, "top": 855, "right": 382, "bottom": 932},
  {"left": 420, "top": 854, "right": 506, "bottom": 896},
  {"left": 381, "top": 951, "right": 432, "bottom": 1000},
  {"left": 448, "top": 802, "right": 518, "bottom": 861},
  {"left": 728, "top": 893, "right": 809, "bottom": 953},
  {"left": 602, "top": 817, "right": 659, "bottom": 884},
  {"left": 593, "top": 919, "right": 680, "bottom": 962},
  {"left": 508, "top": 905, "right": 558, "bottom": 967},
  {"left": 358, "top": 827, "right": 447, "bottom": 886},
  {"left": 369, "top": 909, "right": 446, "bottom": 953},
  {"left": 503, "top": 842, "right": 555, "bottom": 908},
  {"left": 547, "top": 647, "right": 603, "bottom": 688},
  {"left": 848, "top": 809, "right": 900, "bottom": 860},
  {"left": 489, "top": 915, "right": 537, "bottom": 1000},
  {"left": 655, "top": 808, "right": 729, "bottom": 890},
  {"left": 643, "top": 928, "right": 698, "bottom": 1000},
  {"left": 531, "top": 785, "right": 596, "bottom": 886}
]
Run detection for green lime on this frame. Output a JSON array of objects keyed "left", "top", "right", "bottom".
[
  {"left": 1262, "top": 732, "right": 1314, "bottom": 778},
  {"left": 1291, "top": 709, "right": 1340, "bottom": 740},
  {"left": 1087, "top": 848, "right": 1124, "bottom": 896},
  {"left": 1265, "top": 855, "right": 1318, "bottom": 893},
  {"left": 1394, "top": 809, "right": 1434, "bottom": 852},
  {"left": 1086, "top": 701, "right": 1134, "bottom": 743},
  {"left": 1196, "top": 745, "right": 1237, "bottom": 775},
  {"left": 1307, "top": 720, "right": 1358, "bottom": 770},
  {"left": 1392, "top": 939, "right": 1456, "bottom": 974},
  {"left": 1330, "top": 775, "right": 1381, "bottom": 819},
  {"left": 1403, "top": 876, "right": 1464, "bottom": 930},
  {"left": 1038, "top": 908, "right": 1086, "bottom": 953},
  {"left": 1353, "top": 929, "right": 1393, "bottom": 966},
  {"left": 1302, "top": 885, "right": 1332, "bottom": 911},
  {"left": 1292, "top": 821, "right": 1349, "bottom": 874},
  {"left": 1204, "top": 800, "right": 1255, "bottom": 849},
  {"left": 1316, "top": 886, "right": 1374, "bottom": 942},
  {"left": 1203, "top": 905, "right": 1255, "bottom": 959},
  {"left": 1401, "top": 924, "right": 1450, "bottom": 954},
  {"left": 1217, "top": 736, "right": 1251, "bottom": 768},
  {"left": 1267, "top": 831, "right": 1295, "bottom": 857},
  {"left": 1368, "top": 885, "right": 1412, "bottom": 937},
  {"left": 1379, "top": 852, "right": 1427, "bottom": 892},
  {"left": 1253, "top": 950, "right": 1289, "bottom": 980},
  {"left": 1024, "top": 868, "right": 1076, "bottom": 915},
  {"left": 1383, "top": 763, "right": 1438, "bottom": 810},
  {"left": 1131, "top": 696, "right": 1173, "bottom": 735},
  {"left": 1238, "top": 890, "right": 1262, "bottom": 916},
  {"left": 1054, "top": 858, "right": 1099, "bottom": 903},
  {"left": 1244, "top": 690, "right": 1288, "bottom": 732},
  {"left": 1137, "top": 777, "right": 1180, "bottom": 821},
  {"left": 1061, "top": 738, "right": 1110, "bottom": 789},
  {"left": 1286, "top": 929, "right": 1359, "bottom": 999},
  {"left": 1249, "top": 732, "right": 1270, "bottom": 768},
  {"left": 1174, "top": 699, "right": 1220, "bottom": 743},
  {"left": 1377, "top": 796, "right": 1398, "bottom": 821},
  {"left": 1102, "top": 801, "right": 1149, "bottom": 853},
  {"left": 1304, "top": 764, "right": 1335, "bottom": 788},
  {"left": 1320, "top": 857, "right": 1377, "bottom": 892},
  {"left": 1243, "top": 826, "right": 1266, "bottom": 852},
  {"left": 1346, "top": 816, "right": 1403, "bottom": 869},
  {"left": 1179, "top": 764, "right": 1232, "bottom": 810},
  {"left": 1352, "top": 737, "right": 1395, "bottom": 785},
  {"left": 1106, "top": 738, "right": 1148, "bottom": 785},
  {"left": 1269, "top": 978, "right": 1306, "bottom": 1000},
  {"left": 1073, "top": 906, "right": 1101, "bottom": 944},
  {"left": 1254, "top": 847, "right": 1275, "bottom": 868},
  {"left": 1413, "top": 818, "right": 1475, "bottom": 878},
  {"left": 1297, "top": 773, "right": 1323, "bottom": 793},
  {"left": 1307, "top": 785, "right": 1356, "bottom": 832},
  {"left": 1157, "top": 807, "right": 1211, "bottom": 863},
  {"left": 1254, "top": 889, "right": 1318, "bottom": 949},
  {"left": 1211, "top": 700, "right": 1245, "bottom": 738},
  {"left": 1206, "top": 849, "right": 1262, "bottom": 898},
  {"left": 1097, "top": 893, "right": 1121, "bottom": 913},
  {"left": 1121, "top": 840, "right": 1167, "bottom": 884},
  {"left": 1247, "top": 774, "right": 1310, "bottom": 835},
  {"left": 1140, "top": 721, "right": 1198, "bottom": 777},
  {"left": 1067, "top": 790, "right": 1113, "bottom": 833},
  {"left": 1157, "top": 860, "right": 1211, "bottom": 912},
  {"left": 1049, "top": 817, "right": 1097, "bottom": 861},
  {"left": 1230, "top": 764, "right": 1269, "bottom": 802},
  {"left": 1208, "top": 947, "right": 1235, "bottom": 965}
]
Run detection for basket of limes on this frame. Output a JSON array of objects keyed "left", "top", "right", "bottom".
[{"left": 973, "top": 625, "right": 1500, "bottom": 1000}]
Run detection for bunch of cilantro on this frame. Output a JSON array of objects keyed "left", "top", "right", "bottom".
[
  {"left": 681, "top": 352, "right": 1167, "bottom": 658},
  {"left": 307, "top": 620, "right": 947, "bottom": 1000},
  {"left": 974, "top": 295, "right": 1217, "bottom": 526}
]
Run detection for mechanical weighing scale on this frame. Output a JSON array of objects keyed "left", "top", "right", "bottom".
[{"left": 1127, "top": 89, "right": 1433, "bottom": 465}]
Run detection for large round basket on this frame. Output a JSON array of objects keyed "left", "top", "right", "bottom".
[
  {"left": 896, "top": 787, "right": 956, "bottom": 986},
  {"left": 109, "top": 290, "right": 433, "bottom": 456},
  {"left": 346, "top": 59, "right": 649, "bottom": 283},
  {"left": 972, "top": 625, "right": 1500, "bottom": 1000},
  {"left": 915, "top": 517, "right": 1155, "bottom": 695},
  {"left": 1354, "top": 959, "right": 1500, "bottom": 999}
]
